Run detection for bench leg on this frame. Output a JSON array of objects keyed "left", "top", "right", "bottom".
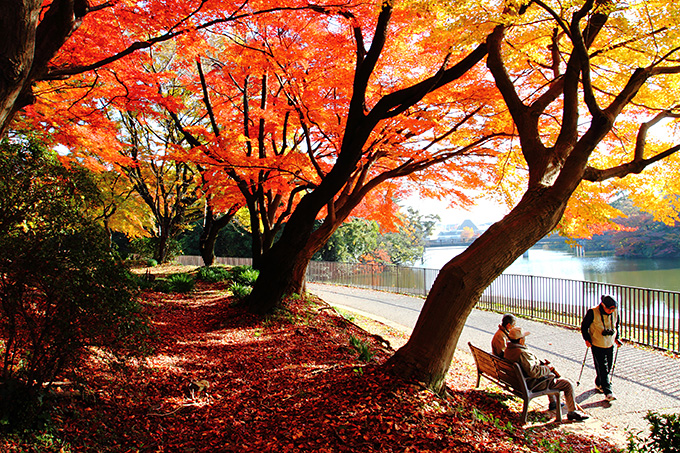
[
  {"left": 553, "top": 393, "right": 562, "bottom": 422},
  {"left": 521, "top": 399, "right": 530, "bottom": 425}
]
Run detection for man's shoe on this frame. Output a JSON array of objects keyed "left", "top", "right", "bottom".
[
  {"left": 605, "top": 393, "right": 617, "bottom": 401},
  {"left": 567, "top": 411, "right": 590, "bottom": 421}
]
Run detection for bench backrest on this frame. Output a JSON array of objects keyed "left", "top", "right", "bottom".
[{"left": 469, "top": 342, "right": 528, "bottom": 397}]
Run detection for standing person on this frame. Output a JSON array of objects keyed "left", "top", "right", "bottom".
[
  {"left": 504, "top": 326, "right": 589, "bottom": 421},
  {"left": 491, "top": 313, "right": 516, "bottom": 357},
  {"left": 581, "top": 295, "right": 622, "bottom": 401}
]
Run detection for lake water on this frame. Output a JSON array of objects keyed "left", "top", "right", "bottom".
[{"left": 419, "top": 246, "right": 680, "bottom": 292}]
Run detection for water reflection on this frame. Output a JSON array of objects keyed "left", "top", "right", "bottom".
[{"left": 419, "top": 246, "right": 680, "bottom": 292}]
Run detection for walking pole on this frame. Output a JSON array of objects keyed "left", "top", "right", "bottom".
[
  {"left": 610, "top": 344, "right": 621, "bottom": 384},
  {"left": 576, "top": 348, "right": 588, "bottom": 387}
]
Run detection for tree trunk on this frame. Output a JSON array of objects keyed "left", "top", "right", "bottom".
[
  {"left": 283, "top": 232, "right": 330, "bottom": 295},
  {"left": 246, "top": 121, "right": 374, "bottom": 313},
  {"left": 0, "top": 1, "right": 41, "bottom": 137},
  {"left": 285, "top": 219, "right": 348, "bottom": 294},
  {"left": 199, "top": 204, "right": 238, "bottom": 267},
  {"left": 155, "top": 232, "right": 168, "bottom": 264},
  {"left": 386, "top": 186, "right": 568, "bottom": 393},
  {"left": 199, "top": 228, "right": 217, "bottom": 267},
  {"left": 246, "top": 199, "right": 322, "bottom": 314},
  {"left": 247, "top": 176, "right": 365, "bottom": 313}
]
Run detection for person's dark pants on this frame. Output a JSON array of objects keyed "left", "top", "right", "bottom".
[{"left": 591, "top": 345, "right": 614, "bottom": 394}]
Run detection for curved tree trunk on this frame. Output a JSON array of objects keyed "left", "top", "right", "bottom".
[
  {"left": 386, "top": 187, "right": 568, "bottom": 393},
  {"left": 284, "top": 226, "right": 336, "bottom": 295}
]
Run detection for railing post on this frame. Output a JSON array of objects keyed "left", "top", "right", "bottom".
[
  {"left": 530, "top": 275, "right": 535, "bottom": 319},
  {"left": 646, "top": 289, "right": 651, "bottom": 348}
]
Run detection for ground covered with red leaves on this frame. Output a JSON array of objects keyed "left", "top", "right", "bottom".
[{"left": 2, "top": 277, "right": 623, "bottom": 452}]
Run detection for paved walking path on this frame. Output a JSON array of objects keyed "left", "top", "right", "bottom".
[{"left": 309, "top": 282, "right": 680, "bottom": 439}]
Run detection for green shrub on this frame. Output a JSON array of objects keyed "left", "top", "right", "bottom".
[
  {"left": 349, "top": 335, "right": 375, "bottom": 362},
  {"left": 168, "top": 273, "right": 195, "bottom": 293},
  {"left": 155, "top": 273, "right": 195, "bottom": 293},
  {"left": 0, "top": 139, "right": 152, "bottom": 430},
  {"left": 126, "top": 270, "right": 156, "bottom": 290},
  {"left": 197, "top": 266, "right": 232, "bottom": 283},
  {"left": 229, "top": 282, "right": 253, "bottom": 299},
  {"left": 151, "top": 279, "right": 172, "bottom": 293},
  {"left": 231, "top": 265, "right": 259, "bottom": 286},
  {"left": 628, "top": 412, "right": 680, "bottom": 453},
  {"left": 0, "top": 226, "right": 151, "bottom": 430}
]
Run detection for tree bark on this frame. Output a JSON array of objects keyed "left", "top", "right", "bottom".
[
  {"left": 246, "top": 176, "right": 349, "bottom": 313},
  {"left": 284, "top": 225, "right": 336, "bottom": 295},
  {"left": 0, "top": 0, "right": 88, "bottom": 137},
  {"left": 155, "top": 228, "right": 169, "bottom": 264},
  {"left": 0, "top": 0, "right": 41, "bottom": 136},
  {"left": 387, "top": 186, "right": 568, "bottom": 393},
  {"left": 199, "top": 204, "right": 238, "bottom": 267},
  {"left": 199, "top": 227, "right": 218, "bottom": 267}
]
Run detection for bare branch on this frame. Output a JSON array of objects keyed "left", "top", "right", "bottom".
[
  {"left": 589, "top": 27, "right": 668, "bottom": 60},
  {"left": 196, "top": 57, "right": 220, "bottom": 137},
  {"left": 634, "top": 109, "right": 680, "bottom": 160},
  {"left": 45, "top": 3, "right": 357, "bottom": 80}
]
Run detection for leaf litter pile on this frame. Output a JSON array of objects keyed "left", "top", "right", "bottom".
[{"left": 4, "top": 277, "right": 621, "bottom": 452}]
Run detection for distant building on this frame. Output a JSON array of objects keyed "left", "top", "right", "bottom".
[{"left": 427, "top": 219, "right": 483, "bottom": 246}]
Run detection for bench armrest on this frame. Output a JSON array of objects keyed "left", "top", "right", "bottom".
[{"left": 527, "top": 372, "right": 556, "bottom": 392}]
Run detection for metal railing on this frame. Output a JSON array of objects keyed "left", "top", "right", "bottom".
[
  {"left": 177, "top": 255, "right": 253, "bottom": 267},
  {"left": 176, "top": 256, "right": 680, "bottom": 354}
]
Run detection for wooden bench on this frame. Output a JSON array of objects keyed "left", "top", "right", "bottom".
[{"left": 468, "top": 342, "right": 562, "bottom": 424}]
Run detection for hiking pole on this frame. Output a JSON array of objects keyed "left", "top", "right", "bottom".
[
  {"left": 576, "top": 348, "right": 588, "bottom": 387},
  {"left": 610, "top": 344, "right": 621, "bottom": 384}
]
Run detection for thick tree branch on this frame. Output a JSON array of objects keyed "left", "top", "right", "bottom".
[
  {"left": 603, "top": 64, "right": 680, "bottom": 120},
  {"left": 348, "top": 0, "right": 392, "bottom": 117},
  {"left": 564, "top": 0, "right": 610, "bottom": 121},
  {"left": 487, "top": 23, "right": 545, "bottom": 166},
  {"left": 583, "top": 144, "right": 680, "bottom": 182},
  {"left": 530, "top": 28, "right": 566, "bottom": 112},
  {"left": 584, "top": 110, "right": 680, "bottom": 181},
  {"left": 370, "top": 43, "right": 487, "bottom": 121},
  {"left": 555, "top": 1, "right": 609, "bottom": 152},
  {"left": 33, "top": 0, "right": 89, "bottom": 78}
]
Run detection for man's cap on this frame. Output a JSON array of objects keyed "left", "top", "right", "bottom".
[
  {"left": 601, "top": 295, "right": 617, "bottom": 309},
  {"left": 508, "top": 326, "right": 531, "bottom": 340}
]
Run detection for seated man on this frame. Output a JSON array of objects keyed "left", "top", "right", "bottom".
[
  {"left": 491, "top": 313, "right": 516, "bottom": 357},
  {"left": 504, "top": 326, "right": 589, "bottom": 422}
]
